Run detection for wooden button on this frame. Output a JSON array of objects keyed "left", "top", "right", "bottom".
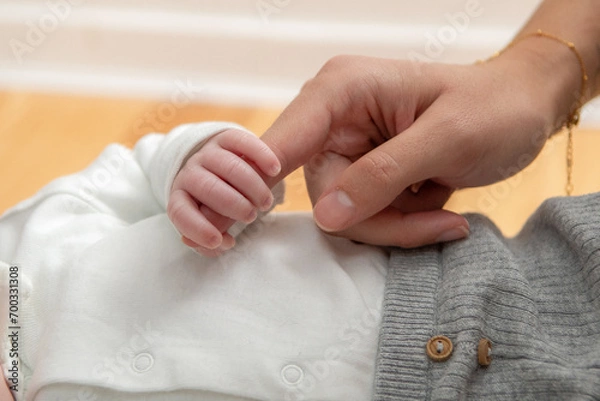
[
  {"left": 426, "top": 335, "right": 453, "bottom": 362},
  {"left": 478, "top": 338, "right": 492, "bottom": 366}
]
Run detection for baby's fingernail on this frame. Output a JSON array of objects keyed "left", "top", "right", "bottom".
[
  {"left": 314, "top": 190, "right": 355, "bottom": 232},
  {"left": 261, "top": 194, "right": 274, "bottom": 211},
  {"left": 435, "top": 226, "right": 469, "bottom": 243},
  {"left": 181, "top": 235, "right": 199, "bottom": 248},
  {"left": 224, "top": 235, "right": 236, "bottom": 247},
  {"left": 217, "top": 237, "right": 235, "bottom": 252},
  {"left": 244, "top": 208, "right": 258, "bottom": 223},
  {"left": 269, "top": 163, "right": 281, "bottom": 177},
  {"left": 206, "top": 234, "right": 222, "bottom": 249}
]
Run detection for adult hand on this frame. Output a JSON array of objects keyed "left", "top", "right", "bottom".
[{"left": 261, "top": 49, "right": 576, "bottom": 247}]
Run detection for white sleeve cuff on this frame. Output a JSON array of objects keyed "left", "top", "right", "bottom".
[{"left": 146, "top": 122, "right": 253, "bottom": 210}]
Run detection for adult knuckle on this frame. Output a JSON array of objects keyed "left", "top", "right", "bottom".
[
  {"left": 304, "top": 153, "right": 329, "bottom": 177},
  {"left": 320, "top": 55, "right": 353, "bottom": 73},
  {"left": 360, "top": 152, "right": 400, "bottom": 194},
  {"left": 432, "top": 113, "right": 480, "bottom": 164}
]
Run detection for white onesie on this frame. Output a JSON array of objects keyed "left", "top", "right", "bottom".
[{"left": 0, "top": 123, "right": 388, "bottom": 401}]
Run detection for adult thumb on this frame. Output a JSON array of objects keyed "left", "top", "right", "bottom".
[
  {"left": 311, "top": 110, "right": 468, "bottom": 233},
  {"left": 308, "top": 150, "right": 470, "bottom": 247}
]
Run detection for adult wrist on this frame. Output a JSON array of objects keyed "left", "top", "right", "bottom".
[{"left": 492, "top": 35, "right": 587, "bottom": 137}]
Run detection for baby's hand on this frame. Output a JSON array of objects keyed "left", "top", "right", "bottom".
[{"left": 168, "top": 129, "right": 281, "bottom": 256}]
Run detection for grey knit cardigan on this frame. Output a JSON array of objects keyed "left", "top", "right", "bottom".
[{"left": 374, "top": 193, "right": 600, "bottom": 400}]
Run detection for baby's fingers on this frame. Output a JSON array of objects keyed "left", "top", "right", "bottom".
[
  {"left": 201, "top": 149, "right": 274, "bottom": 211},
  {"left": 183, "top": 167, "right": 260, "bottom": 223},
  {"left": 182, "top": 233, "right": 235, "bottom": 257},
  {"left": 168, "top": 189, "right": 223, "bottom": 249},
  {"left": 216, "top": 129, "right": 281, "bottom": 177},
  {"left": 199, "top": 204, "right": 235, "bottom": 234}
]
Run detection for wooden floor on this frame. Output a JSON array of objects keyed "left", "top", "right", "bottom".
[{"left": 1, "top": 90, "right": 599, "bottom": 237}]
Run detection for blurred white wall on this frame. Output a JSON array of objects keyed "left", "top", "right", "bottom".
[{"left": 2, "top": 0, "right": 597, "bottom": 125}]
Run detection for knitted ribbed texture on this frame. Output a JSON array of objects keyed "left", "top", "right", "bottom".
[{"left": 374, "top": 194, "right": 600, "bottom": 400}]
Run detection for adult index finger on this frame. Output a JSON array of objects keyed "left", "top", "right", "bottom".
[{"left": 260, "top": 81, "right": 334, "bottom": 184}]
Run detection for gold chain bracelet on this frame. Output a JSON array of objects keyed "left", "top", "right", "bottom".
[{"left": 482, "top": 29, "right": 588, "bottom": 196}]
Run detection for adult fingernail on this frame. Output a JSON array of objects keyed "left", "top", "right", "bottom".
[
  {"left": 435, "top": 226, "right": 469, "bottom": 243},
  {"left": 314, "top": 190, "right": 355, "bottom": 232},
  {"left": 410, "top": 181, "right": 426, "bottom": 194}
]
